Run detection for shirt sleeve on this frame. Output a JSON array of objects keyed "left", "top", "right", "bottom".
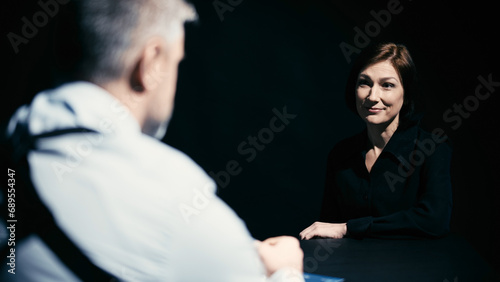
[
  {"left": 347, "top": 141, "right": 453, "bottom": 239},
  {"left": 170, "top": 183, "right": 305, "bottom": 282},
  {"left": 267, "top": 267, "right": 305, "bottom": 282}
]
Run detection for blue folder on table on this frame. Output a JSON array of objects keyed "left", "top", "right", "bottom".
[{"left": 304, "top": 272, "right": 344, "bottom": 282}]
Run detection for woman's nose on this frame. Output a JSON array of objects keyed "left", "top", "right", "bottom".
[{"left": 367, "top": 86, "right": 381, "bottom": 102}]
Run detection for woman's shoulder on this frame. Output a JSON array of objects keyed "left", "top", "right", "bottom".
[
  {"left": 415, "top": 125, "right": 452, "bottom": 148},
  {"left": 414, "top": 126, "right": 453, "bottom": 162},
  {"left": 399, "top": 116, "right": 452, "bottom": 148}
]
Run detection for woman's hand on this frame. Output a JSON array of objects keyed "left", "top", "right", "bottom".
[{"left": 299, "top": 222, "right": 347, "bottom": 240}]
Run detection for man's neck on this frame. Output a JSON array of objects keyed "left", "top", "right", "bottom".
[{"left": 100, "top": 80, "right": 147, "bottom": 130}]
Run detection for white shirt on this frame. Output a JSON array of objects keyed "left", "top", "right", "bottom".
[{"left": 2, "top": 82, "right": 304, "bottom": 282}]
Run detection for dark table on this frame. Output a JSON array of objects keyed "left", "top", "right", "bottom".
[{"left": 301, "top": 233, "right": 499, "bottom": 282}]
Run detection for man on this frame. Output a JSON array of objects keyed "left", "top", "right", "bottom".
[{"left": 1, "top": 0, "right": 304, "bottom": 281}]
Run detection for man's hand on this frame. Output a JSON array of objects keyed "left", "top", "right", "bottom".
[
  {"left": 299, "top": 222, "right": 347, "bottom": 240},
  {"left": 256, "top": 236, "right": 304, "bottom": 277}
]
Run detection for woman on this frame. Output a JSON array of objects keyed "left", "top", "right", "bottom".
[{"left": 300, "top": 43, "right": 452, "bottom": 240}]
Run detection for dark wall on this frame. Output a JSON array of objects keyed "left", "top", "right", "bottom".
[{"left": 2, "top": 0, "right": 498, "bottom": 270}]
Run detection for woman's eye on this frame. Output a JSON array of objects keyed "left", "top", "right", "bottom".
[
  {"left": 382, "top": 82, "right": 395, "bottom": 88},
  {"left": 357, "top": 79, "right": 370, "bottom": 87}
]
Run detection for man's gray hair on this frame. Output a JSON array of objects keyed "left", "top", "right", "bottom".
[{"left": 74, "top": 0, "right": 197, "bottom": 84}]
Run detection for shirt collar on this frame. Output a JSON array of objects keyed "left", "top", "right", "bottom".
[
  {"left": 353, "top": 121, "right": 420, "bottom": 168},
  {"left": 27, "top": 81, "right": 142, "bottom": 137},
  {"left": 383, "top": 122, "right": 419, "bottom": 159}
]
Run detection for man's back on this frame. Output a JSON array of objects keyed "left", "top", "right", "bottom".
[{"left": 1, "top": 82, "right": 267, "bottom": 281}]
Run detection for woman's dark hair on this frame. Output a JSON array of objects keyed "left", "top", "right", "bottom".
[{"left": 345, "top": 42, "right": 418, "bottom": 126}]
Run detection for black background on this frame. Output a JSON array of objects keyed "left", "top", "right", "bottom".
[{"left": 2, "top": 0, "right": 499, "bottom": 272}]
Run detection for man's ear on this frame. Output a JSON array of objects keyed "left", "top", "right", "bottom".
[{"left": 130, "top": 37, "right": 166, "bottom": 92}]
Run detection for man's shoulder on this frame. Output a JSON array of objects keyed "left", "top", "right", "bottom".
[
  {"left": 126, "top": 134, "right": 206, "bottom": 176},
  {"left": 31, "top": 130, "right": 213, "bottom": 199}
]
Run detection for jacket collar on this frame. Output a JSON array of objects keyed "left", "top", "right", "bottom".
[
  {"left": 383, "top": 122, "right": 419, "bottom": 159},
  {"left": 353, "top": 121, "right": 420, "bottom": 169}
]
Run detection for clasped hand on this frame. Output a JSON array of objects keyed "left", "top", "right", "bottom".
[{"left": 256, "top": 236, "right": 304, "bottom": 277}]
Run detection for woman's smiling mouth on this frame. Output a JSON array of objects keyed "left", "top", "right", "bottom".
[{"left": 365, "top": 106, "right": 385, "bottom": 113}]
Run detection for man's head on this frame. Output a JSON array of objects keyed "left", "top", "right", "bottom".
[{"left": 58, "top": 0, "right": 197, "bottom": 137}]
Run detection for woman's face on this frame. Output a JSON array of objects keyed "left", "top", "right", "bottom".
[{"left": 355, "top": 60, "right": 405, "bottom": 126}]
